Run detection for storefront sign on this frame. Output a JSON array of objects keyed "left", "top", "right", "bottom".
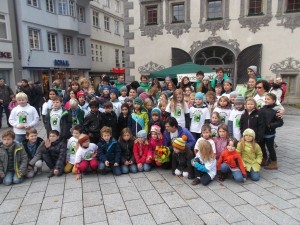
[
  {"left": 0, "top": 51, "right": 12, "bottom": 58},
  {"left": 177, "top": 72, "right": 216, "bottom": 82},
  {"left": 54, "top": 59, "right": 70, "bottom": 66}
]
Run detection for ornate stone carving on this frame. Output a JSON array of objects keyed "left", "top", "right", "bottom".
[
  {"left": 141, "top": 25, "right": 164, "bottom": 40},
  {"left": 138, "top": 61, "right": 165, "bottom": 74},
  {"left": 276, "top": 0, "right": 300, "bottom": 32},
  {"left": 270, "top": 57, "right": 300, "bottom": 73},
  {"left": 165, "top": 22, "right": 192, "bottom": 38}
]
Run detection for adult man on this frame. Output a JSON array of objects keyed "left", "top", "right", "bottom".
[
  {"left": 114, "top": 74, "right": 126, "bottom": 92},
  {"left": 19, "top": 79, "right": 33, "bottom": 104},
  {"left": 210, "top": 67, "right": 230, "bottom": 90},
  {"left": 269, "top": 77, "right": 274, "bottom": 87},
  {"left": 0, "top": 78, "right": 14, "bottom": 128}
]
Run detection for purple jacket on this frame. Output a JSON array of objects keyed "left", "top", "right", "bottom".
[{"left": 163, "top": 126, "right": 196, "bottom": 149}]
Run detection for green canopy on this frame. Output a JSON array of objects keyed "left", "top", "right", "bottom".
[{"left": 150, "top": 62, "right": 214, "bottom": 79}]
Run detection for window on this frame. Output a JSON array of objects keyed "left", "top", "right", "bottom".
[
  {"left": 248, "top": 0, "right": 263, "bottom": 16},
  {"left": 287, "top": 0, "right": 300, "bottom": 12},
  {"left": 63, "top": 36, "right": 72, "bottom": 53},
  {"left": 29, "top": 29, "right": 40, "bottom": 49},
  {"left": 115, "top": 49, "right": 120, "bottom": 67},
  {"left": 27, "top": 0, "right": 38, "bottom": 7},
  {"left": 114, "top": 20, "right": 119, "bottom": 34},
  {"left": 46, "top": 0, "right": 55, "bottom": 13},
  {"left": 78, "top": 38, "right": 85, "bottom": 55},
  {"left": 104, "top": 16, "right": 110, "bottom": 31},
  {"left": 93, "top": 11, "right": 99, "bottom": 27},
  {"left": 58, "top": 0, "right": 68, "bottom": 15},
  {"left": 282, "top": 75, "right": 297, "bottom": 96},
  {"left": 100, "top": 57, "right": 103, "bottom": 62},
  {"left": 146, "top": 6, "right": 158, "bottom": 25},
  {"left": 69, "top": 0, "right": 76, "bottom": 17},
  {"left": 122, "top": 50, "right": 125, "bottom": 67},
  {"left": 47, "top": 33, "right": 57, "bottom": 52},
  {"left": 91, "top": 43, "right": 94, "bottom": 48},
  {"left": 96, "top": 57, "right": 99, "bottom": 61},
  {"left": 92, "top": 56, "right": 94, "bottom": 61},
  {"left": 172, "top": 3, "right": 185, "bottom": 23},
  {"left": 208, "top": 0, "right": 222, "bottom": 20},
  {"left": 0, "top": 14, "right": 7, "bottom": 40},
  {"left": 99, "top": 45, "right": 102, "bottom": 50},
  {"left": 96, "top": 45, "right": 98, "bottom": 49},
  {"left": 104, "top": 0, "right": 110, "bottom": 8},
  {"left": 77, "top": 6, "right": 85, "bottom": 22},
  {"left": 116, "top": 0, "right": 120, "bottom": 12}
]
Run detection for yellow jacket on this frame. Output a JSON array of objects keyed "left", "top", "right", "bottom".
[{"left": 237, "top": 142, "right": 262, "bottom": 172}]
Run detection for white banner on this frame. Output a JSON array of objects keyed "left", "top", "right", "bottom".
[{"left": 177, "top": 72, "right": 216, "bottom": 82}]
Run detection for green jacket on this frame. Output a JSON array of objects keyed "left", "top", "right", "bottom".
[
  {"left": 114, "top": 81, "right": 126, "bottom": 91},
  {"left": 139, "top": 82, "right": 151, "bottom": 92},
  {"left": 237, "top": 142, "right": 262, "bottom": 172},
  {"left": 210, "top": 74, "right": 230, "bottom": 89},
  {"left": 0, "top": 142, "right": 28, "bottom": 178}
]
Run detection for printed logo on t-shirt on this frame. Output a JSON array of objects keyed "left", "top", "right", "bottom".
[
  {"left": 235, "top": 114, "right": 242, "bottom": 127},
  {"left": 174, "top": 108, "right": 181, "bottom": 117},
  {"left": 219, "top": 112, "right": 227, "bottom": 123},
  {"left": 72, "top": 116, "right": 78, "bottom": 125},
  {"left": 83, "top": 151, "right": 94, "bottom": 160},
  {"left": 17, "top": 111, "right": 29, "bottom": 124}
]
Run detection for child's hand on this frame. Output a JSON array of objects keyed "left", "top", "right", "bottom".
[
  {"left": 24, "top": 125, "right": 30, "bottom": 129},
  {"left": 17, "top": 124, "right": 25, "bottom": 129},
  {"left": 92, "top": 151, "right": 97, "bottom": 158},
  {"left": 0, "top": 173, "right": 5, "bottom": 178},
  {"left": 45, "top": 139, "right": 51, "bottom": 148},
  {"left": 124, "top": 161, "right": 129, "bottom": 166},
  {"left": 137, "top": 163, "right": 142, "bottom": 169},
  {"left": 76, "top": 174, "right": 81, "bottom": 180},
  {"left": 128, "top": 160, "right": 133, "bottom": 165},
  {"left": 105, "top": 161, "right": 109, "bottom": 167},
  {"left": 53, "top": 169, "right": 59, "bottom": 175},
  {"left": 114, "top": 163, "right": 119, "bottom": 167}
]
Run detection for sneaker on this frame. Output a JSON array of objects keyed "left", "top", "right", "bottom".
[
  {"left": 47, "top": 169, "right": 54, "bottom": 178},
  {"left": 36, "top": 167, "right": 42, "bottom": 175},
  {"left": 191, "top": 178, "right": 201, "bottom": 185}
]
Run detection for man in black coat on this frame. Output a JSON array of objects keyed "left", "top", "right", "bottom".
[{"left": 0, "top": 78, "right": 14, "bottom": 128}]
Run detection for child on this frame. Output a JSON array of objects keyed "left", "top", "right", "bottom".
[
  {"left": 166, "top": 89, "right": 190, "bottom": 129},
  {"left": 171, "top": 135, "right": 194, "bottom": 179},
  {"left": 213, "top": 96, "right": 232, "bottom": 125},
  {"left": 42, "top": 89, "right": 58, "bottom": 123},
  {"left": 229, "top": 91, "right": 238, "bottom": 107},
  {"left": 139, "top": 75, "right": 151, "bottom": 92},
  {"left": 128, "top": 97, "right": 149, "bottom": 137},
  {"left": 193, "top": 70, "right": 204, "bottom": 91},
  {"left": 217, "top": 137, "right": 246, "bottom": 182},
  {"left": 110, "top": 88, "right": 121, "bottom": 118},
  {"left": 158, "top": 100, "right": 170, "bottom": 123},
  {"left": 88, "top": 86, "right": 95, "bottom": 95},
  {"left": 74, "top": 134, "right": 98, "bottom": 180},
  {"left": 191, "top": 140, "right": 216, "bottom": 186},
  {"left": 98, "top": 126, "right": 121, "bottom": 175},
  {"left": 102, "top": 102, "right": 118, "bottom": 139},
  {"left": 237, "top": 128, "right": 262, "bottom": 181},
  {"left": 41, "top": 130, "right": 67, "bottom": 178},
  {"left": 222, "top": 79, "right": 233, "bottom": 98},
  {"left": 65, "top": 125, "right": 82, "bottom": 174},
  {"left": 148, "top": 108, "right": 165, "bottom": 135},
  {"left": 119, "top": 128, "right": 137, "bottom": 174},
  {"left": 8, "top": 92, "right": 39, "bottom": 143},
  {"left": 197, "top": 76, "right": 212, "bottom": 94},
  {"left": 77, "top": 90, "right": 89, "bottom": 117},
  {"left": 210, "top": 112, "right": 221, "bottom": 137},
  {"left": 205, "top": 91, "right": 217, "bottom": 115},
  {"left": 194, "top": 124, "right": 216, "bottom": 154},
  {"left": 214, "top": 83, "right": 223, "bottom": 99},
  {"left": 147, "top": 125, "right": 163, "bottom": 165},
  {"left": 0, "top": 130, "right": 28, "bottom": 185},
  {"left": 213, "top": 124, "right": 229, "bottom": 160},
  {"left": 98, "top": 84, "right": 111, "bottom": 109},
  {"left": 68, "top": 99, "right": 84, "bottom": 129},
  {"left": 187, "top": 92, "right": 195, "bottom": 108},
  {"left": 144, "top": 98, "right": 154, "bottom": 119},
  {"left": 82, "top": 100, "right": 103, "bottom": 144},
  {"left": 118, "top": 103, "right": 130, "bottom": 136},
  {"left": 118, "top": 86, "right": 128, "bottom": 104},
  {"left": 8, "top": 94, "right": 17, "bottom": 111},
  {"left": 228, "top": 95, "right": 245, "bottom": 141},
  {"left": 183, "top": 86, "right": 193, "bottom": 105},
  {"left": 64, "top": 90, "right": 77, "bottom": 110},
  {"left": 133, "top": 130, "right": 151, "bottom": 172},
  {"left": 189, "top": 92, "right": 210, "bottom": 140},
  {"left": 124, "top": 97, "right": 134, "bottom": 112},
  {"left": 157, "top": 92, "right": 168, "bottom": 106},
  {"left": 260, "top": 93, "right": 284, "bottom": 169},
  {"left": 22, "top": 128, "right": 44, "bottom": 178},
  {"left": 129, "top": 88, "right": 138, "bottom": 99}
]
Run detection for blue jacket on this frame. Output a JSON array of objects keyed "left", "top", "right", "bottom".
[
  {"left": 163, "top": 126, "right": 196, "bottom": 149},
  {"left": 97, "top": 138, "right": 121, "bottom": 164}
]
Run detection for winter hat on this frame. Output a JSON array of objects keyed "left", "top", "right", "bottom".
[
  {"left": 78, "top": 134, "right": 89, "bottom": 145},
  {"left": 139, "top": 92, "right": 149, "bottom": 101},
  {"left": 110, "top": 87, "right": 119, "bottom": 97},
  {"left": 195, "top": 92, "right": 205, "bottom": 100},
  {"left": 243, "top": 128, "right": 255, "bottom": 139},
  {"left": 165, "top": 76, "right": 171, "bottom": 81},
  {"left": 125, "top": 97, "right": 133, "bottom": 103},
  {"left": 234, "top": 95, "right": 245, "bottom": 104},
  {"left": 150, "top": 125, "right": 161, "bottom": 134},
  {"left": 120, "top": 86, "right": 127, "bottom": 93},
  {"left": 77, "top": 90, "right": 86, "bottom": 98},
  {"left": 230, "top": 91, "right": 238, "bottom": 97},
  {"left": 151, "top": 107, "right": 161, "bottom": 116},
  {"left": 137, "top": 130, "right": 147, "bottom": 138},
  {"left": 224, "top": 79, "right": 233, "bottom": 85},
  {"left": 137, "top": 87, "right": 145, "bottom": 96},
  {"left": 203, "top": 76, "right": 210, "bottom": 81},
  {"left": 134, "top": 97, "right": 143, "bottom": 107},
  {"left": 100, "top": 84, "right": 111, "bottom": 94},
  {"left": 86, "top": 93, "right": 96, "bottom": 103},
  {"left": 172, "top": 135, "right": 187, "bottom": 151},
  {"left": 247, "top": 66, "right": 257, "bottom": 74}
]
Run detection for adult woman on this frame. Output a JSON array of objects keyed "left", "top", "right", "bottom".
[
  {"left": 244, "top": 76, "right": 257, "bottom": 98},
  {"left": 63, "top": 81, "right": 80, "bottom": 104},
  {"left": 178, "top": 76, "right": 193, "bottom": 91}
]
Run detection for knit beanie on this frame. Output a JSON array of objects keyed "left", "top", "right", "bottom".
[
  {"left": 78, "top": 134, "right": 89, "bottom": 145},
  {"left": 224, "top": 79, "right": 233, "bottom": 85},
  {"left": 110, "top": 87, "right": 119, "bottom": 97},
  {"left": 139, "top": 92, "right": 149, "bottom": 101},
  {"left": 150, "top": 125, "right": 161, "bottom": 135},
  {"left": 101, "top": 84, "right": 111, "bottom": 92},
  {"left": 203, "top": 76, "right": 210, "bottom": 81},
  {"left": 124, "top": 97, "right": 133, "bottom": 104},
  {"left": 230, "top": 91, "right": 238, "bottom": 97},
  {"left": 120, "top": 86, "right": 127, "bottom": 93},
  {"left": 137, "top": 130, "right": 147, "bottom": 138},
  {"left": 134, "top": 97, "right": 143, "bottom": 107},
  {"left": 86, "top": 93, "right": 96, "bottom": 103},
  {"left": 247, "top": 66, "right": 257, "bottom": 74},
  {"left": 137, "top": 87, "right": 145, "bottom": 96},
  {"left": 172, "top": 135, "right": 187, "bottom": 151},
  {"left": 77, "top": 90, "right": 86, "bottom": 98},
  {"left": 234, "top": 95, "right": 245, "bottom": 104},
  {"left": 243, "top": 128, "right": 255, "bottom": 139},
  {"left": 151, "top": 107, "right": 161, "bottom": 116},
  {"left": 195, "top": 92, "right": 205, "bottom": 100}
]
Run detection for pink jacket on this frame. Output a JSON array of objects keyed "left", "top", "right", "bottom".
[{"left": 8, "top": 101, "right": 18, "bottom": 111}]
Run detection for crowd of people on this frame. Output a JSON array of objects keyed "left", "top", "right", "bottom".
[{"left": 0, "top": 66, "right": 285, "bottom": 186}]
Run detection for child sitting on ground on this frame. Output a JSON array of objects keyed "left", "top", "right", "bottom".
[
  {"left": 133, "top": 130, "right": 151, "bottom": 172},
  {"left": 119, "top": 128, "right": 137, "bottom": 174},
  {"left": 147, "top": 125, "right": 163, "bottom": 165}
]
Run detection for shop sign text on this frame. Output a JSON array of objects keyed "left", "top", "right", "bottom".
[
  {"left": 54, "top": 59, "right": 70, "bottom": 66},
  {"left": 0, "top": 51, "right": 12, "bottom": 58}
]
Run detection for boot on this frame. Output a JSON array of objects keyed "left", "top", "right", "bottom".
[
  {"left": 264, "top": 161, "right": 278, "bottom": 170},
  {"left": 261, "top": 158, "right": 269, "bottom": 166}
]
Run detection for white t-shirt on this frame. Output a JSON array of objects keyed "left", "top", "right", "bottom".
[
  {"left": 42, "top": 100, "right": 53, "bottom": 116},
  {"left": 194, "top": 137, "right": 216, "bottom": 154},
  {"left": 170, "top": 130, "right": 179, "bottom": 141},
  {"left": 213, "top": 107, "right": 232, "bottom": 125},
  {"left": 194, "top": 153, "right": 217, "bottom": 179},
  {"left": 118, "top": 96, "right": 127, "bottom": 104},
  {"left": 166, "top": 102, "right": 189, "bottom": 128},
  {"left": 75, "top": 143, "right": 98, "bottom": 163},
  {"left": 50, "top": 108, "right": 63, "bottom": 132},
  {"left": 189, "top": 106, "right": 210, "bottom": 133},
  {"left": 67, "top": 137, "right": 78, "bottom": 164},
  {"left": 254, "top": 94, "right": 282, "bottom": 109},
  {"left": 210, "top": 123, "right": 219, "bottom": 137},
  {"left": 112, "top": 101, "right": 121, "bottom": 118},
  {"left": 228, "top": 109, "right": 244, "bottom": 141}
]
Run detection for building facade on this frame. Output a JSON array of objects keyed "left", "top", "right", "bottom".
[
  {"left": 124, "top": 0, "right": 300, "bottom": 103},
  {"left": 90, "top": 0, "right": 125, "bottom": 85},
  {"left": 15, "top": 0, "right": 91, "bottom": 94}
]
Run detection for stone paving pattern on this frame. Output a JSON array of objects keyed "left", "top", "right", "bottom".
[{"left": 0, "top": 114, "right": 300, "bottom": 225}]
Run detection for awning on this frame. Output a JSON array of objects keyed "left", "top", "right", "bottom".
[{"left": 112, "top": 68, "right": 125, "bottom": 74}]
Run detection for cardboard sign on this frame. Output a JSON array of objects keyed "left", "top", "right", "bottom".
[{"left": 177, "top": 72, "right": 217, "bottom": 82}]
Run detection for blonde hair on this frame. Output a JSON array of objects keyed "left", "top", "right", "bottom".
[
  {"left": 170, "top": 89, "right": 186, "bottom": 112},
  {"left": 198, "top": 140, "right": 215, "bottom": 162},
  {"left": 217, "top": 96, "right": 231, "bottom": 109},
  {"left": 144, "top": 98, "right": 153, "bottom": 108},
  {"left": 100, "top": 126, "right": 112, "bottom": 136},
  {"left": 16, "top": 92, "right": 28, "bottom": 100},
  {"left": 158, "top": 99, "right": 168, "bottom": 108},
  {"left": 245, "top": 97, "right": 257, "bottom": 108},
  {"left": 70, "top": 99, "right": 78, "bottom": 108},
  {"left": 239, "top": 136, "right": 257, "bottom": 153}
]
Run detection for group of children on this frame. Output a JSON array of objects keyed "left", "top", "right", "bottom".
[{"left": 0, "top": 73, "right": 283, "bottom": 187}]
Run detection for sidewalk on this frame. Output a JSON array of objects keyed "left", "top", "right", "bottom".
[{"left": 0, "top": 116, "right": 299, "bottom": 225}]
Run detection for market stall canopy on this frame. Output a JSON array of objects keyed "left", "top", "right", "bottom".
[{"left": 149, "top": 62, "right": 214, "bottom": 79}]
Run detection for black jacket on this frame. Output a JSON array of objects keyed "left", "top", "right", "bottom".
[
  {"left": 0, "top": 84, "right": 14, "bottom": 106},
  {"left": 117, "top": 113, "right": 129, "bottom": 135},
  {"left": 102, "top": 111, "right": 118, "bottom": 139},
  {"left": 240, "top": 109, "right": 265, "bottom": 142},
  {"left": 42, "top": 139, "right": 66, "bottom": 170},
  {"left": 171, "top": 146, "right": 194, "bottom": 174},
  {"left": 119, "top": 139, "right": 135, "bottom": 163},
  {"left": 260, "top": 104, "right": 284, "bottom": 136},
  {"left": 83, "top": 111, "right": 103, "bottom": 134},
  {"left": 98, "top": 138, "right": 121, "bottom": 164}
]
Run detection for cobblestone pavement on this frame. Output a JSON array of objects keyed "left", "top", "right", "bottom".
[{"left": 0, "top": 114, "right": 299, "bottom": 225}]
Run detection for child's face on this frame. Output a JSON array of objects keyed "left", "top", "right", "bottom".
[
  {"left": 141, "top": 77, "right": 147, "bottom": 83},
  {"left": 78, "top": 96, "right": 85, "bottom": 103},
  {"left": 121, "top": 90, "right": 127, "bottom": 97},
  {"left": 224, "top": 83, "right": 232, "bottom": 92},
  {"left": 206, "top": 96, "right": 214, "bottom": 103},
  {"left": 234, "top": 103, "right": 244, "bottom": 110},
  {"left": 90, "top": 105, "right": 99, "bottom": 113},
  {"left": 121, "top": 107, "right": 128, "bottom": 115},
  {"left": 230, "top": 95, "right": 237, "bottom": 104},
  {"left": 72, "top": 84, "right": 79, "bottom": 90},
  {"left": 81, "top": 139, "right": 90, "bottom": 148},
  {"left": 49, "top": 92, "right": 56, "bottom": 100},
  {"left": 17, "top": 97, "right": 28, "bottom": 107},
  {"left": 203, "top": 80, "right": 209, "bottom": 85},
  {"left": 151, "top": 114, "right": 159, "bottom": 121},
  {"left": 227, "top": 141, "right": 236, "bottom": 152},
  {"left": 137, "top": 137, "right": 145, "bottom": 144},
  {"left": 88, "top": 88, "right": 95, "bottom": 94},
  {"left": 189, "top": 97, "right": 195, "bottom": 104},
  {"left": 244, "top": 135, "right": 253, "bottom": 142},
  {"left": 49, "top": 133, "right": 59, "bottom": 142},
  {"left": 110, "top": 93, "right": 117, "bottom": 100},
  {"left": 82, "top": 81, "right": 89, "bottom": 88},
  {"left": 134, "top": 103, "right": 141, "bottom": 111},
  {"left": 219, "top": 99, "right": 228, "bottom": 107},
  {"left": 72, "top": 130, "right": 81, "bottom": 139},
  {"left": 196, "top": 75, "right": 203, "bottom": 81},
  {"left": 105, "top": 107, "right": 113, "bottom": 113},
  {"left": 122, "top": 132, "right": 131, "bottom": 141},
  {"left": 151, "top": 132, "right": 158, "bottom": 139},
  {"left": 211, "top": 114, "right": 219, "bottom": 123},
  {"left": 168, "top": 84, "right": 173, "bottom": 90},
  {"left": 129, "top": 90, "right": 137, "bottom": 98},
  {"left": 103, "top": 88, "right": 109, "bottom": 95},
  {"left": 265, "top": 96, "right": 275, "bottom": 105},
  {"left": 160, "top": 95, "right": 167, "bottom": 101},
  {"left": 202, "top": 130, "right": 210, "bottom": 139},
  {"left": 70, "top": 91, "right": 76, "bottom": 99},
  {"left": 183, "top": 79, "right": 189, "bottom": 85},
  {"left": 215, "top": 86, "right": 222, "bottom": 94},
  {"left": 248, "top": 78, "right": 256, "bottom": 88},
  {"left": 246, "top": 101, "right": 255, "bottom": 111},
  {"left": 218, "top": 128, "right": 227, "bottom": 138},
  {"left": 2, "top": 136, "right": 13, "bottom": 146},
  {"left": 184, "top": 88, "right": 191, "bottom": 95},
  {"left": 195, "top": 98, "right": 203, "bottom": 105},
  {"left": 127, "top": 101, "right": 133, "bottom": 107},
  {"left": 52, "top": 100, "right": 62, "bottom": 110},
  {"left": 102, "top": 133, "right": 111, "bottom": 142},
  {"left": 173, "top": 147, "right": 180, "bottom": 153},
  {"left": 176, "top": 94, "right": 183, "bottom": 103},
  {"left": 160, "top": 105, "right": 166, "bottom": 112},
  {"left": 27, "top": 133, "right": 37, "bottom": 143},
  {"left": 146, "top": 103, "right": 152, "bottom": 110}
]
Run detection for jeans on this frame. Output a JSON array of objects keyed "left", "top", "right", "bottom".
[
  {"left": 121, "top": 164, "right": 138, "bottom": 174},
  {"left": 15, "top": 134, "right": 26, "bottom": 144},
  {"left": 247, "top": 169, "right": 260, "bottom": 181},
  {"left": 3, "top": 171, "right": 23, "bottom": 186},
  {"left": 137, "top": 163, "right": 151, "bottom": 172},
  {"left": 220, "top": 163, "right": 244, "bottom": 182},
  {"left": 261, "top": 136, "right": 276, "bottom": 161},
  {"left": 99, "top": 162, "right": 122, "bottom": 176},
  {"left": 0, "top": 105, "right": 11, "bottom": 128}
]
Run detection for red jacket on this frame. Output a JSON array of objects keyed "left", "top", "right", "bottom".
[
  {"left": 133, "top": 141, "right": 148, "bottom": 164},
  {"left": 217, "top": 149, "right": 246, "bottom": 175},
  {"left": 280, "top": 82, "right": 287, "bottom": 103}
]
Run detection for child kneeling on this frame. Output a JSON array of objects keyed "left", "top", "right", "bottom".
[{"left": 133, "top": 130, "right": 151, "bottom": 172}]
